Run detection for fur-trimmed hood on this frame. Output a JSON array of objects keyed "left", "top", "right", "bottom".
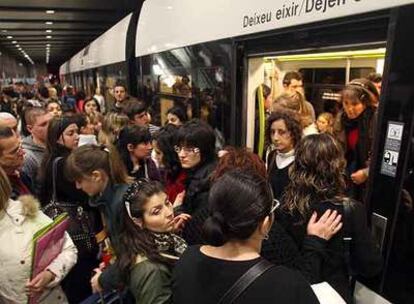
[{"left": 1, "top": 195, "right": 40, "bottom": 224}]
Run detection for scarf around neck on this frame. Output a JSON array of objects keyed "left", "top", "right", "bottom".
[
  {"left": 152, "top": 232, "right": 187, "bottom": 258},
  {"left": 276, "top": 149, "right": 295, "bottom": 169}
]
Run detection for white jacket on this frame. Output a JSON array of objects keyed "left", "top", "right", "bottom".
[{"left": 0, "top": 196, "right": 78, "bottom": 304}]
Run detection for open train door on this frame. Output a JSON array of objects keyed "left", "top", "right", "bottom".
[{"left": 236, "top": 2, "right": 414, "bottom": 303}]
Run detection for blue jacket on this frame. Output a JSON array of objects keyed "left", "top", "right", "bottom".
[
  {"left": 90, "top": 182, "right": 129, "bottom": 249},
  {"left": 90, "top": 183, "right": 129, "bottom": 292}
]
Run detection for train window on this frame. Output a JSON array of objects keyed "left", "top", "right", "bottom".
[
  {"left": 96, "top": 62, "right": 128, "bottom": 111},
  {"left": 350, "top": 67, "right": 376, "bottom": 80},
  {"left": 136, "top": 40, "right": 232, "bottom": 147},
  {"left": 246, "top": 49, "right": 384, "bottom": 154}
]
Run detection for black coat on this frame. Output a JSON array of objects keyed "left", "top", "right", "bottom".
[
  {"left": 181, "top": 160, "right": 216, "bottom": 245},
  {"left": 40, "top": 145, "right": 89, "bottom": 205},
  {"left": 40, "top": 145, "right": 101, "bottom": 303},
  {"left": 335, "top": 107, "right": 377, "bottom": 201},
  {"left": 262, "top": 222, "right": 328, "bottom": 283},
  {"left": 277, "top": 199, "right": 382, "bottom": 302}
]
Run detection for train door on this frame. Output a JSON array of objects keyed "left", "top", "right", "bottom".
[
  {"left": 245, "top": 49, "right": 385, "bottom": 157},
  {"left": 238, "top": 4, "right": 414, "bottom": 303}
]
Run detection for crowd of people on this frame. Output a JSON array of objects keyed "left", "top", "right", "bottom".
[{"left": 0, "top": 72, "right": 383, "bottom": 304}]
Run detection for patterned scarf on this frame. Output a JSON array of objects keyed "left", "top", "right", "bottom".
[{"left": 152, "top": 232, "right": 187, "bottom": 257}]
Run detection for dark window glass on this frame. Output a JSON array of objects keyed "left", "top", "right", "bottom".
[
  {"left": 136, "top": 39, "right": 233, "bottom": 147},
  {"left": 350, "top": 67, "right": 376, "bottom": 80}
]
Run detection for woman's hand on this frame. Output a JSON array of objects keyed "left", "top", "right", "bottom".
[
  {"left": 90, "top": 268, "right": 103, "bottom": 294},
  {"left": 25, "top": 269, "right": 55, "bottom": 295},
  {"left": 307, "top": 209, "right": 342, "bottom": 240},
  {"left": 351, "top": 169, "right": 368, "bottom": 184},
  {"left": 173, "top": 191, "right": 186, "bottom": 208},
  {"left": 173, "top": 213, "right": 192, "bottom": 233}
]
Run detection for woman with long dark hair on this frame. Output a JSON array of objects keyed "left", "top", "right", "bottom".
[
  {"left": 166, "top": 106, "right": 187, "bottom": 127},
  {"left": 39, "top": 116, "right": 100, "bottom": 303},
  {"left": 115, "top": 179, "right": 188, "bottom": 303},
  {"left": 175, "top": 119, "right": 217, "bottom": 245},
  {"left": 152, "top": 124, "right": 186, "bottom": 204},
  {"left": 116, "top": 125, "right": 160, "bottom": 181},
  {"left": 278, "top": 134, "right": 382, "bottom": 302}
]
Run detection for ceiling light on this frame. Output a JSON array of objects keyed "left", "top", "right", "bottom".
[
  {"left": 18, "top": 63, "right": 23, "bottom": 66},
  {"left": 15, "top": 45, "right": 20, "bottom": 47},
  {"left": 6, "top": 36, "right": 12, "bottom": 39},
  {"left": 12, "top": 41, "right": 17, "bottom": 44},
  {"left": 46, "top": 10, "right": 55, "bottom": 14},
  {"left": 46, "top": 30, "right": 52, "bottom": 33},
  {"left": 46, "top": 36, "right": 52, "bottom": 39},
  {"left": 45, "top": 21, "right": 53, "bottom": 25},
  {"left": 1, "top": 30, "right": 7, "bottom": 33}
]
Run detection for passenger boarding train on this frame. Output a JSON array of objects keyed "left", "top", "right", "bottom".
[{"left": 60, "top": 1, "right": 414, "bottom": 302}]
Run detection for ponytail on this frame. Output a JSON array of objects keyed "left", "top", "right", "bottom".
[{"left": 66, "top": 144, "right": 132, "bottom": 184}]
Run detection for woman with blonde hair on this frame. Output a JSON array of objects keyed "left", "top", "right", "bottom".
[
  {"left": 98, "top": 112, "right": 129, "bottom": 145},
  {"left": 316, "top": 112, "right": 335, "bottom": 134},
  {"left": 273, "top": 92, "right": 318, "bottom": 136},
  {"left": 0, "top": 166, "right": 77, "bottom": 303}
]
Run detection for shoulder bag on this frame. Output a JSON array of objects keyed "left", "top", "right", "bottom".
[
  {"left": 42, "top": 157, "right": 98, "bottom": 257},
  {"left": 217, "top": 259, "right": 274, "bottom": 304}
]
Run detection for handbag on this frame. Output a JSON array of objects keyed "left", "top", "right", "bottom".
[
  {"left": 42, "top": 157, "right": 98, "bottom": 257},
  {"left": 217, "top": 259, "right": 274, "bottom": 304}
]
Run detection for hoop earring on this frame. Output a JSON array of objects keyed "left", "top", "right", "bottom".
[{"left": 264, "top": 234, "right": 269, "bottom": 240}]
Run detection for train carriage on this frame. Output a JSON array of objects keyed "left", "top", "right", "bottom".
[{"left": 60, "top": 1, "right": 414, "bottom": 302}]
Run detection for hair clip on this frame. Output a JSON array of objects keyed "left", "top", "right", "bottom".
[
  {"left": 349, "top": 81, "right": 368, "bottom": 90},
  {"left": 122, "top": 179, "right": 147, "bottom": 205},
  {"left": 124, "top": 201, "right": 135, "bottom": 220},
  {"left": 100, "top": 145, "right": 110, "bottom": 153}
]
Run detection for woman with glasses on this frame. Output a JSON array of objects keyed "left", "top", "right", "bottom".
[
  {"left": 173, "top": 169, "right": 319, "bottom": 304},
  {"left": 175, "top": 119, "right": 217, "bottom": 245},
  {"left": 278, "top": 134, "right": 382, "bottom": 302},
  {"left": 266, "top": 110, "right": 302, "bottom": 201}
]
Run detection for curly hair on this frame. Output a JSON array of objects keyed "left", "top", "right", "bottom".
[
  {"left": 211, "top": 146, "right": 267, "bottom": 181},
  {"left": 265, "top": 110, "right": 302, "bottom": 149},
  {"left": 282, "top": 134, "right": 346, "bottom": 219}
]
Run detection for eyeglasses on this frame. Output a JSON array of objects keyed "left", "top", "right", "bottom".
[
  {"left": 270, "top": 199, "right": 280, "bottom": 214},
  {"left": 174, "top": 145, "right": 200, "bottom": 154}
]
